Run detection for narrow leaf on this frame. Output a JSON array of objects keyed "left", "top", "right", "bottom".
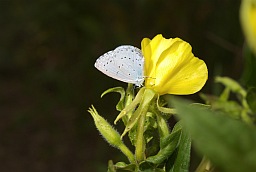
[
  {"left": 166, "top": 127, "right": 191, "bottom": 172},
  {"left": 146, "top": 128, "right": 181, "bottom": 164}
]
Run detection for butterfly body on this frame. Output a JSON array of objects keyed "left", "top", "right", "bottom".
[{"left": 95, "top": 45, "right": 144, "bottom": 86}]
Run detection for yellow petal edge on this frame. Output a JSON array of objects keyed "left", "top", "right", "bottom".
[{"left": 141, "top": 34, "right": 208, "bottom": 95}]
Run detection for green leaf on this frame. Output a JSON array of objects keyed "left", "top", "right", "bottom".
[
  {"left": 157, "top": 95, "right": 176, "bottom": 115},
  {"left": 246, "top": 87, "right": 256, "bottom": 113},
  {"left": 166, "top": 127, "right": 191, "bottom": 172},
  {"left": 160, "top": 122, "right": 181, "bottom": 148},
  {"left": 171, "top": 98, "right": 256, "bottom": 172},
  {"left": 146, "top": 124, "right": 182, "bottom": 164}
]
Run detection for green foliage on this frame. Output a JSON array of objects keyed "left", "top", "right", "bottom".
[
  {"left": 172, "top": 98, "right": 256, "bottom": 172},
  {"left": 1, "top": 0, "right": 253, "bottom": 171},
  {"left": 90, "top": 85, "right": 192, "bottom": 171},
  {"left": 201, "top": 76, "right": 255, "bottom": 124},
  {"left": 92, "top": 76, "right": 256, "bottom": 171}
]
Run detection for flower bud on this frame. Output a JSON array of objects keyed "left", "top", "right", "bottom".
[
  {"left": 88, "top": 105, "right": 122, "bottom": 147},
  {"left": 88, "top": 105, "right": 135, "bottom": 163}
]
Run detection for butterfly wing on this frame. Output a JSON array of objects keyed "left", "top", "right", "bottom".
[
  {"left": 95, "top": 45, "right": 144, "bottom": 86},
  {"left": 113, "top": 46, "right": 144, "bottom": 85}
]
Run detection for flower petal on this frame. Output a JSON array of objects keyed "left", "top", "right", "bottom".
[
  {"left": 155, "top": 41, "right": 207, "bottom": 95},
  {"left": 142, "top": 34, "right": 177, "bottom": 83},
  {"left": 141, "top": 38, "right": 152, "bottom": 76},
  {"left": 142, "top": 35, "right": 208, "bottom": 95}
]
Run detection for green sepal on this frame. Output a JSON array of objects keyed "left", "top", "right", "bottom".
[
  {"left": 121, "top": 88, "right": 155, "bottom": 138},
  {"left": 121, "top": 101, "right": 144, "bottom": 138},
  {"left": 114, "top": 87, "right": 146, "bottom": 124},
  {"left": 146, "top": 124, "right": 182, "bottom": 164},
  {"left": 101, "top": 87, "right": 125, "bottom": 111},
  {"left": 157, "top": 95, "right": 176, "bottom": 115}
]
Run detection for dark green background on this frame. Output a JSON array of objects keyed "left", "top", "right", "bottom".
[{"left": 0, "top": 0, "right": 244, "bottom": 171}]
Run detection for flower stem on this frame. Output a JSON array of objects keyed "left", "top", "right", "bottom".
[{"left": 119, "top": 143, "right": 135, "bottom": 163}]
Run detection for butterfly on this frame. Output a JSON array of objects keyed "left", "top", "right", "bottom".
[{"left": 95, "top": 45, "right": 144, "bottom": 86}]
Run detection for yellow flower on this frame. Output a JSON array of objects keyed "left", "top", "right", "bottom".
[
  {"left": 240, "top": 0, "right": 256, "bottom": 55},
  {"left": 141, "top": 34, "right": 208, "bottom": 95}
]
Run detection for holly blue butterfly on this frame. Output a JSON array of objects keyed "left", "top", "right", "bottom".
[{"left": 95, "top": 45, "right": 144, "bottom": 86}]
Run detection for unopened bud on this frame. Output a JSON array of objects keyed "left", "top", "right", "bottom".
[
  {"left": 88, "top": 105, "right": 135, "bottom": 163},
  {"left": 88, "top": 105, "right": 122, "bottom": 147}
]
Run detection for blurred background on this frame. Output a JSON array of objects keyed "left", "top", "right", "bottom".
[{"left": 0, "top": 0, "right": 245, "bottom": 171}]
